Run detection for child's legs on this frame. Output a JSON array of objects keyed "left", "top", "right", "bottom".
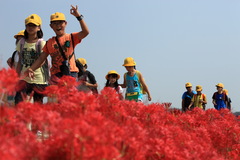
[
  {"left": 33, "top": 92, "right": 44, "bottom": 104},
  {"left": 15, "top": 80, "right": 29, "bottom": 105},
  {"left": 32, "top": 84, "right": 47, "bottom": 104},
  {"left": 15, "top": 91, "right": 23, "bottom": 105}
]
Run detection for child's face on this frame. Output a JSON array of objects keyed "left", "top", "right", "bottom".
[
  {"left": 186, "top": 87, "right": 192, "bottom": 92},
  {"left": 217, "top": 87, "right": 223, "bottom": 92},
  {"left": 109, "top": 75, "right": 117, "bottom": 84},
  {"left": 26, "top": 23, "right": 40, "bottom": 35},
  {"left": 50, "top": 20, "right": 67, "bottom": 36},
  {"left": 125, "top": 66, "right": 134, "bottom": 72}
]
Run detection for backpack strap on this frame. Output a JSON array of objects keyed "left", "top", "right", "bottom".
[
  {"left": 36, "top": 38, "right": 43, "bottom": 54},
  {"left": 19, "top": 38, "right": 25, "bottom": 64},
  {"left": 202, "top": 94, "right": 205, "bottom": 100},
  {"left": 70, "top": 33, "right": 76, "bottom": 61},
  {"left": 71, "top": 33, "right": 74, "bottom": 48},
  {"left": 214, "top": 92, "right": 226, "bottom": 101},
  {"left": 10, "top": 51, "right": 18, "bottom": 68},
  {"left": 214, "top": 92, "right": 217, "bottom": 100},
  {"left": 223, "top": 93, "right": 226, "bottom": 101}
]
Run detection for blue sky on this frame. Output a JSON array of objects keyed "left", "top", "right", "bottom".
[{"left": 1, "top": 0, "right": 240, "bottom": 111}]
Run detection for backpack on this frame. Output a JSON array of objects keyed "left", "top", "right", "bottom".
[
  {"left": 124, "top": 70, "right": 147, "bottom": 94},
  {"left": 10, "top": 50, "right": 18, "bottom": 68},
  {"left": 78, "top": 71, "right": 98, "bottom": 95},
  {"left": 19, "top": 38, "right": 49, "bottom": 83}
]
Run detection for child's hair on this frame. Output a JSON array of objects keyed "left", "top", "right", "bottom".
[
  {"left": 24, "top": 29, "right": 43, "bottom": 39},
  {"left": 105, "top": 74, "right": 119, "bottom": 90}
]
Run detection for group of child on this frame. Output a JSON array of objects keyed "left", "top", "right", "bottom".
[
  {"left": 182, "top": 82, "right": 231, "bottom": 112},
  {"left": 5, "top": 5, "right": 152, "bottom": 105}
]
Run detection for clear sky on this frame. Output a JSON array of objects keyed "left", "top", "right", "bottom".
[{"left": 1, "top": 0, "right": 240, "bottom": 112}]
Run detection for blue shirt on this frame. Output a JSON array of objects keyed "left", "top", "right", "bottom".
[
  {"left": 212, "top": 92, "right": 228, "bottom": 110},
  {"left": 125, "top": 72, "right": 143, "bottom": 101}
]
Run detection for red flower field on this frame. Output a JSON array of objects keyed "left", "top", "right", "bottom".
[{"left": 0, "top": 68, "right": 239, "bottom": 160}]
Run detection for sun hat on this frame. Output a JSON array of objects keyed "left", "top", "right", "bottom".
[
  {"left": 185, "top": 82, "right": 192, "bottom": 88},
  {"left": 25, "top": 14, "right": 42, "bottom": 26},
  {"left": 50, "top": 12, "right": 66, "bottom": 22},
  {"left": 122, "top": 57, "right": 136, "bottom": 66},
  {"left": 77, "top": 58, "right": 87, "bottom": 66},
  {"left": 196, "top": 85, "right": 202, "bottom": 91},
  {"left": 216, "top": 83, "right": 224, "bottom": 88},
  {"left": 105, "top": 70, "right": 120, "bottom": 80},
  {"left": 14, "top": 30, "right": 24, "bottom": 39}
]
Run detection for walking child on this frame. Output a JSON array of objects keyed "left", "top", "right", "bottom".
[
  {"left": 182, "top": 82, "right": 196, "bottom": 112},
  {"left": 25, "top": 5, "right": 89, "bottom": 84},
  {"left": 75, "top": 58, "right": 98, "bottom": 95},
  {"left": 105, "top": 70, "right": 123, "bottom": 100},
  {"left": 188, "top": 85, "right": 207, "bottom": 110},
  {"left": 7, "top": 30, "right": 24, "bottom": 69},
  {"left": 212, "top": 83, "right": 228, "bottom": 110},
  {"left": 223, "top": 89, "right": 232, "bottom": 111},
  {"left": 15, "top": 14, "right": 48, "bottom": 104},
  {"left": 3, "top": 30, "right": 25, "bottom": 106},
  {"left": 121, "top": 57, "right": 151, "bottom": 102}
]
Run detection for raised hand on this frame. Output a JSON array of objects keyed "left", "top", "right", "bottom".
[{"left": 70, "top": 5, "right": 80, "bottom": 17}]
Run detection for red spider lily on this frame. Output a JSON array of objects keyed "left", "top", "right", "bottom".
[
  {"left": 0, "top": 68, "right": 240, "bottom": 160},
  {"left": 0, "top": 68, "right": 18, "bottom": 94}
]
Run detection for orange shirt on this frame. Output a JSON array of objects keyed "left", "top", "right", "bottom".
[{"left": 43, "top": 33, "right": 81, "bottom": 75}]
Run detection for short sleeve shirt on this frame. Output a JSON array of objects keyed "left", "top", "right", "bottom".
[
  {"left": 16, "top": 40, "right": 46, "bottom": 84},
  {"left": 42, "top": 33, "right": 81, "bottom": 75}
]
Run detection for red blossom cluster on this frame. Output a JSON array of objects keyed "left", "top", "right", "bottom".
[{"left": 0, "top": 68, "right": 240, "bottom": 160}]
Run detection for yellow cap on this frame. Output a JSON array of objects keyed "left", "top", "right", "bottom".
[
  {"left": 105, "top": 70, "right": 120, "bottom": 80},
  {"left": 196, "top": 85, "right": 202, "bottom": 91},
  {"left": 185, "top": 82, "right": 192, "bottom": 87},
  {"left": 77, "top": 58, "right": 87, "bottom": 66},
  {"left": 223, "top": 89, "right": 228, "bottom": 95},
  {"left": 122, "top": 57, "right": 136, "bottom": 66},
  {"left": 216, "top": 83, "right": 224, "bottom": 88},
  {"left": 50, "top": 12, "right": 66, "bottom": 22},
  {"left": 25, "top": 14, "right": 42, "bottom": 26},
  {"left": 14, "top": 30, "right": 24, "bottom": 39}
]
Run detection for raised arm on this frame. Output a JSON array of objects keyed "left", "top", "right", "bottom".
[
  {"left": 70, "top": 5, "right": 90, "bottom": 40},
  {"left": 24, "top": 52, "right": 48, "bottom": 79}
]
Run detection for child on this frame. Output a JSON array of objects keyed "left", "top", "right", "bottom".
[
  {"left": 7, "top": 30, "right": 25, "bottom": 69},
  {"left": 121, "top": 57, "right": 151, "bottom": 102},
  {"left": 105, "top": 70, "right": 123, "bottom": 100},
  {"left": 212, "top": 83, "right": 228, "bottom": 110},
  {"left": 75, "top": 58, "right": 98, "bottom": 95},
  {"left": 188, "top": 85, "right": 207, "bottom": 110},
  {"left": 223, "top": 89, "right": 232, "bottom": 111},
  {"left": 181, "top": 82, "right": 197, "bottom": 112},
  {"left": 15, "top": 14, "right": 48, "bottom": 104},
  {"left": 4, "top": 30, "right": 25, "bottom": 106},
  {"left": 24, "top": 5, "right": 89, "bottom": 84}
]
